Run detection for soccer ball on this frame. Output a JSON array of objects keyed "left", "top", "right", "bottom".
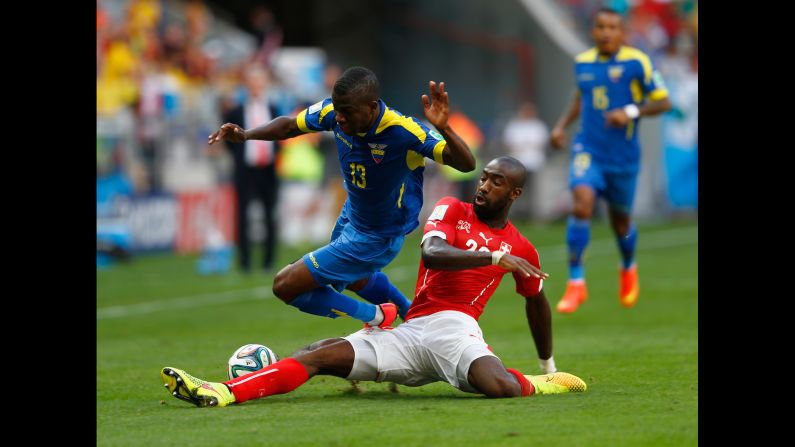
[{"left": 227, "top": 343, "right": 280, "bottom": 379}]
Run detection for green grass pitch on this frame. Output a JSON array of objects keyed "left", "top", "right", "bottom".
[{"left": 97, "top": 220, "right": 697, "bottom": 446}]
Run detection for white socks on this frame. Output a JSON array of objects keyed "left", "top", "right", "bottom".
[
  {"left": 539, "top": 356, "right": 557, "bottom": 374},
  {"left": 367, "top": 306, "right": 384, "bottom": 326}
]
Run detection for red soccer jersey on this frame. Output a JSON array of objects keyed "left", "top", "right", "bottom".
[{"left": 404, "top": 196, "right": 543, "bottom": 322}]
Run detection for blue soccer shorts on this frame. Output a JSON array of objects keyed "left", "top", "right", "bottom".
[
  {"left": 302, "top": 210, "right": 404, "bottom": 291},
  {"left": 568, "top": 151, "right": 638, "bottom": 214}
]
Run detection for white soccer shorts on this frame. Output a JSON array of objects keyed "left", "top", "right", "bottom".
[{"left": 343, "top": 310, "right": 497, "bottom": 393}]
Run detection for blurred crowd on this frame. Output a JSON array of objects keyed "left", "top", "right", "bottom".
[{"left": 97, "top": 0, "right": 697, "bottom": 266}]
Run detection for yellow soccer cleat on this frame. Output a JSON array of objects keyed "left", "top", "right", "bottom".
[
  {"left": 525, "top": 372, "right": 588, "bottom": 395},
  {"left": 161, "top": 367, "right": 236, "bottom": 408},
  {"left": 619, "top": 265, "right": 639, "bottom": 308}
]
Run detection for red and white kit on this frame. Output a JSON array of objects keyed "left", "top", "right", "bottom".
[{"left": 344, "top": 196, "right": 543, "bottom": 392}]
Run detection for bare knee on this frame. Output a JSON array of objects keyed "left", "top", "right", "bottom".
[
  {"left": 273, "top": 261, "right": 322, "bottom": 304},
  {"left": 571, "top": 188, "right": 595, "bottom": 220},
  {"left": 467, "top": 357, "right": 522, "bottom": 398},
  {"left": 272, "top": 265, "right": 302, "bottom": 303},
  {"left": 346, "top": 277, "right": 370, "bottom": 293},
  {"left": 609, "top": 210, "right": 631, "bottom": 236},
  {"left": 480, "top": 374, "right": 522, "bottom": 398},
  {"left": 572, "top": 204, "right": 592, "bottom": 220}
]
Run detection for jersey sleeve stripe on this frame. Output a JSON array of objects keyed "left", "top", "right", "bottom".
[
  {"left": 421, "top": 230, "right": 447, "bottom": 245},
  {"left": 296, "top": 110, "right": 309, "bottom": 132},
  {"left": 616, "top": 46, "right": 654, "bottom": 84},
  {"left": 376, "top": 109, "right": 427, "bottom": 143},
  {"left": 406, "top": 150, "right": 426, "bottom": 170},
  {"left": 432, "top": 140, "right": 446, "bottom": 165},
  {"left": 319, "top": 104, "right": 335, "bottom": 122},
  {"left": 648, "top": 88, "right": 669, "bottom": 101},
  {"left": 575, "top": 47, "right": 598, "bottom": 63}
]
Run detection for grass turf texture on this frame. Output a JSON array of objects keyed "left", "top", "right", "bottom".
[{"left": 97, "top": 220, "right": 697, "bottom": 446}]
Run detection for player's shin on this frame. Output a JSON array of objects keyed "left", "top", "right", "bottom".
[
  {"left": 289, "top": 286, "right": 377, "bottom": 323},
  {"left": 566, "top": 216, "right": 590, "bottom": 280},
  {"left": 356, "top": 272, "right": 412, "bottom": 319},
  {"left": 616, "top": 223, "right": 637, "bottom": 269},
  {"left": 224, "top": 358, "right": 310, "bottom": 403}
]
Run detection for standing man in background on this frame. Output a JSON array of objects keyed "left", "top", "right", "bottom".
[
  {"left": 502, "top": 101, "right": 549, "bottom": 221},
  {"left": 550, "top": 8, "right": 671, "bottom": 313},
  {"left": 212, "top": 65, "right": 280, "bottom": 274}
]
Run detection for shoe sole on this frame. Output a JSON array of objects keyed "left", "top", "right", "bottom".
[{"left": 162, "top": 367, "right": 219, "bottom": 407}]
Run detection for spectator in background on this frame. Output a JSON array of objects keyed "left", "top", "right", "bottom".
[
  {"left": 210, "top": 65, "right": 280, "bottom": 274},
  {"left": 658, "top": 34, "right": 697, "bottom": 212},
  {"left": 501, "top": 101, "right": 549, "bottom": 221},
  {"left": 277, "top": 131, "right": 327, "bottom": 246},
  {"left": 317, "top": 64, "right": 346, "bottom": 225},
  {"left": 249, "top": 5, "right": 283, "bottom": 68}
]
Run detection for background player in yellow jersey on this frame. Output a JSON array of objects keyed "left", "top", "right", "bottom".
[{"left": 550, "top": 8, "right": 672, "bottom": 313}]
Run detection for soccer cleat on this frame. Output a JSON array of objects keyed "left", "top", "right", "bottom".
[
  {"left": 391, "top": 299, "right": 411, "bottom": 322},
  {"left": 619, "top": 265, "right": 639, "bottom": 308},
  {"left": 556, "top": 281, "right": 588, "bottom": 314},
  {"left": 524, "top": 372, "right": 587, "bottom": 395},
  {"left": 161, "top": 367, "right": 236, "bottom": 408},
  {"left": 365, "top": 302, "right": 397, "bottom": 330}
]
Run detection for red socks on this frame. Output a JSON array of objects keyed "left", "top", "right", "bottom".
[
  {"left": 224, "top": 358, "right": 309, "bottom": 403},
  {"left": 506, "top": 368, "right": 535, "bottom": 397}
]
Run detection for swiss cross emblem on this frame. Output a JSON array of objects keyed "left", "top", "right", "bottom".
[
  {"left": 456, "top": 220, "right": 471, "bottom": 233},
  {"left": 499, "top": 241, "right": 512, "bottom": 253}
]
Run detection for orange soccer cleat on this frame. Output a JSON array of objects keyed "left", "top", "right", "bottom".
[
  {"left": 556, "top": 281, "right": 588, "bottom": 314},
  {"left": 619, "top": 265, "right": 639, "bottom": 308},
  {"left": 364, "top": 302, "right": 398, "bottom": 330}
]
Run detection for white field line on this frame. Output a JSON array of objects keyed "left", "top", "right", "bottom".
[{"left": 98, "top": 226, "right": 696, "bottom": 320}]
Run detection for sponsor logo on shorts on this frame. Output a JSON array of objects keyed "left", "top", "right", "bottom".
[{"left": 309, "top": 253, "right": 319, "bottom": 268}]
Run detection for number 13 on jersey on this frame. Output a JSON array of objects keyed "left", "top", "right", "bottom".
[{"left": 349, "top": 163, "right": 366, "bottom": 188}]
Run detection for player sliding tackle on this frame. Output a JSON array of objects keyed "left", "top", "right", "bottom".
[{"left": 162, "top": 157, "right": 586, "bottom": 407}]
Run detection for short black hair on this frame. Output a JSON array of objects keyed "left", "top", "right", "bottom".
[
  {"left": 333, "top": 66, "right": 380, "bottom": 102},
  {"left": 594, "top": 7, "right": 623, "bottom": 22},
  {"left": 492, "top": 156, "right": 527, "bottom": 188}
]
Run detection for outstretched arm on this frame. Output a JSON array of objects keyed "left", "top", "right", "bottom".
[
  {"left": 421, "top": 237, "right": 548, "bottom": 279},
  {"left": 550, "top": 89, "right": 581, "bottom": 150},
  {"left": 422, "top": 81, "right": 476, "bottom": 172},
  {"left": 208, "top": 116, "right": 305, "bottom": 145}
]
